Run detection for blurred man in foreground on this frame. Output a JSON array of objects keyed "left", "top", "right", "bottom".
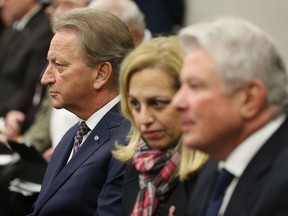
[{"left": 173, "top": 17, "right": 288, "bottom": 215}]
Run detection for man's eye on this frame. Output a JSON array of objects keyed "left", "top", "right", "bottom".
[
  {"left": 53, "top": 61, "right": 67, "bottom": 71},
  {"left": 55, "top": 62, "right": 63, "bottom": 67},
  {"left": 189, "top": 82, "right": 201, "bottom": 90}
]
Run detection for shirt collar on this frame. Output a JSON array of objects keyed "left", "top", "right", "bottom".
[
  {"left": 82, "top": 95, "right": 120, "bottom": 130},
  {"left": 219, "top": 114, "right": 286, "bottom": 177}
]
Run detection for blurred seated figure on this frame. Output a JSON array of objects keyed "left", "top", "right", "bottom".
[
  {"left": 89, "top": 0, "right": 152, "bottom": 46},
  {"left": 0, "top": 1, "right": 12, "bottom": 34},
  {"left": 0, "top": 86, "right": 52, "bottom": 216},
  {"left": 3, "top": 78, "right": 52, "bottom": 152},
  {"left": 0, "top": 0, "right": 53, "bottom": 116},
  {"left": 0, "top": 0, "right": 52, "bottom": 214},
  {"left": 173, "top": 17, "right": 288, "bottom": 215},
  {"left": 46, "top": 0, "right": 91, "bottom": 19}
]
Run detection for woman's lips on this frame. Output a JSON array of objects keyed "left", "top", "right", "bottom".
[{"left": 142, "top": 130, "right": 163, "bottom": 140}]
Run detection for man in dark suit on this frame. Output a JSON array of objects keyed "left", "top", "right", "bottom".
[
  {"left": 0, "top": 0, "right": 53, "bottom": 116},
  {"left": 28, "top": 8, "right": 134, "bottom": 215},
  {"left": 172, "top": 17, "right": 288, "bottom": 215}
]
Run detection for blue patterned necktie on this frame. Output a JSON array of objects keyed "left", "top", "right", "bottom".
[
  {"left": 72, "top": 121, "right": 90, "bottom": 156},
  {"left": 205, "top": 169, "right": 234, "bottom": 216}
]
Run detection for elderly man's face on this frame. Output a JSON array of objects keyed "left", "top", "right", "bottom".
[
  {"left": 172, "top": 49, "right": 245, "bottom": 159},
  {"left": 41, "top": 29, "right": 95, "bottom": 118}
]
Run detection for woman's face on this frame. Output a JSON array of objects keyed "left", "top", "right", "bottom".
[{"left": 128, "top": 68, "right": 182, "bottom": 149}]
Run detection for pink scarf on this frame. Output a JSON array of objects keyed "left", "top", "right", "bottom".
[{"left": 131, "top": 138, "right": 180, "bottom": 216}]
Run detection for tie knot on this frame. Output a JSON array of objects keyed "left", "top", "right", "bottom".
[
  {"left": 214, "top": 169, "right": 234, "bottom": 195},
  {"left": 218, "top": 169, "right": 234, "bottom": 181},
  {"left": 78, "top": 121, "right": 90, "bottom": 135}
]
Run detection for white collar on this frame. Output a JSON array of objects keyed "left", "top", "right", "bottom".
[
  {"left": 219, "top": 114, "right": 286, "bottom": 177},
  {"left": 82, "top": 95, "right": 120, "bottom": 130}
]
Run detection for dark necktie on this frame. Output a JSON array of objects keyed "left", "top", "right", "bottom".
[
  {"left": 72, "top": 121, "right": 90, "bottom": 156},
  {"left": 205, "top": 169, "right": 234, "bottom": 216}
]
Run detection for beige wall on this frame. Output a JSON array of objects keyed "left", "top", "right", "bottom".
[{"left": 184, "top": 0, "right": 288, "bottom": 67}]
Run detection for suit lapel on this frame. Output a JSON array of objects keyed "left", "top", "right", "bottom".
[
  {"left": 48, "top": 128, "right": 77, "bottom": 184},
  {"left": 33, "top": 125, "right": 77, "bottom": 213}
]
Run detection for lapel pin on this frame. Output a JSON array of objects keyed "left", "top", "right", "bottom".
[{"left": 94, "top": 135, "right": 100, "bottom": 141}]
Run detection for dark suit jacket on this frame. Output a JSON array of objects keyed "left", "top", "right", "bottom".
[
  {"left": 187, "top": 117, "right": 288, "bottom": 216},
  {"left": 29, "top": 104, "right": 131, "bottom": 216},
  {"left": 0, "top": 6, "right": 52, "bottom": 116},
  {"left": 122, "top": 163, "right": 197, "bottom": 216}
]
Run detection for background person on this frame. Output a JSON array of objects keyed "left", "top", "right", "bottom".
[
  {"left": 113, "top": 36, "right": 207, "bottom": 216},
  {"left": 173, "top": 17, "right": 288, "bottom": 215},
  {"left": 28, "top": 8, "right": 135, "bottom": 216},
  {"left": 0, "top": 0, "right": 52, "bottom": 116},
  {"left": 0, "top": 0, "right": 52, "bottom": 215},
  {"left": 46, "top": 0, "right": 91, "bottom": 18},
  {"left": 89, "top": 0, "right": 152, "bottom": 46}
]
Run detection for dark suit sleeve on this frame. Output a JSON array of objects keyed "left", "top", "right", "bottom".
[{"left": 94, "top": 156, "right": 126, "bottom": 216}]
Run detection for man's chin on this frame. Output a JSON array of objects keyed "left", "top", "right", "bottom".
[
  {"left": 51, "top": 101, "right": 64, "bottom": 110},
  {"left": 182, "top": 135, "right": 199, "bottom": 149}
]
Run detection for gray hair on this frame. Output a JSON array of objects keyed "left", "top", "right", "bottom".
[
  {"left": 179, "top": 17, "right": 288, "bottom": 110},
  {"left": 89, "top": 0, "right": 146, "bottom": 35},
  {"left": 52, "top": 8, "right": 135, "bottom": 87}
]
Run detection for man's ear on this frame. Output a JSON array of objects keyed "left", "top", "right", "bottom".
[
  {"left": 93, "top": 61, "right": 112, "bottom": 90},
  {"left": 238, "top": 79, "right": 267, "bottom": 119}
]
